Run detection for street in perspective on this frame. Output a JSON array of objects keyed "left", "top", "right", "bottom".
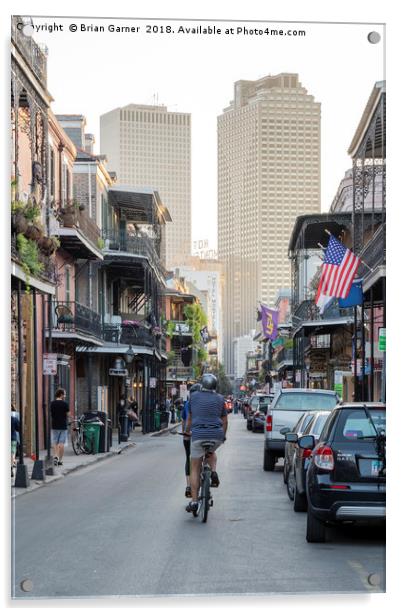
[{"left": 10, "top": 16, "right": 385, "bottom": 599}]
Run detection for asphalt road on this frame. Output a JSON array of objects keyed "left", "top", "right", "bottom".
[{"left": 12, "top": 414, "right": 385, "bottom": 599}]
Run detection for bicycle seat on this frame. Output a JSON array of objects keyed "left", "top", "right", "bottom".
[{"left": 200, "top": 440, "right": 217, "bottom": 449}]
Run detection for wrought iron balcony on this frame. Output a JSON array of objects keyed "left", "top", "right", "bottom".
[
  {"left": 357, "top": 224, "right": 386, "bottom": 276},
  {"left": 274, "top": 348, "right": 293, "bottom": 367},
  {"left": 57, "top": 204, "right": 102, "bottom": 260},
  {"left": 103, "top": 230, "right": 167, "bottom": 278},
  {"left": 12, "top": 17, "right": 48, "bottom": 86},
  {"left": 102, "top": 322, "right": 166, "bottom": 353},
  {"left": 50, "top": 301, "right": 102, "bottom": 341}
]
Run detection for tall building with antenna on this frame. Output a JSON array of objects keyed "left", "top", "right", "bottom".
[{"left": 100, "top": 103, "right": 191, "bottom": 267}]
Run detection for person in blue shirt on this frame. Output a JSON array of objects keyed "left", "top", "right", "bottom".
[
  {"left": 181, "top": 383, "right": 202, "bottom": 497},
  {"left": 185, "top": 374, "right": 228, "bottom": 513}
]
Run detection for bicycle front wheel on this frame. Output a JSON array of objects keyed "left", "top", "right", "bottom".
[
  {"left": 71, "top": 429, "right": 82, "bottom": 455},
  {"left": 200, "top": 472, "right": 211, "bottom": 523}
]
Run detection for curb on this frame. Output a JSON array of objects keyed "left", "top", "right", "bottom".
[
  {"left": 11, "top": 441, "right": 136, "bottom": 499},
  {"left": 150, "top": 422, "right": 180, "bottom": 437}
]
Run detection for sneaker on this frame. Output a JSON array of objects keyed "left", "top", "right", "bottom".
[
  {"left": 57, "top": 460, "right": 63, "bottom": 466},
  {"left": 211, "top": 471, "right": 220, "bottom": 487},
  {"left": 186, "top": 501, "right": 198, "bottom": 513},
  {"left": 53, "top": 456, "right": 59, "bottom": 466},
  {"left": 185, "top": 486, "right": 192, "bottom": 498}
]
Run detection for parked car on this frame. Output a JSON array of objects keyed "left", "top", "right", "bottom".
[
  {"left": 283, "top": 410, "right": 319, "bottom": 484},
  {"left": 251, "top": 393, "right": 274, "bottom": 432},
  {"left": 247, "top": 393, "right": 273, "bottom": 431},
  {"left": 263, "top": 388, "right": 339, "bottom": 471},
  {"left": 299, "top": 402, "right": 386, "bottom": 543},
  {"left": 285, "top": 411, "right": 331, "bottom": 511}
]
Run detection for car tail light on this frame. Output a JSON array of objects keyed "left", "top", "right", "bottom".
[
  {"left": 302, "top": 448, "right": 312, "bottom": 459},
  {"left": 313, "top": 445, "right": 334, "bottom": 470},
  {"left": 328, "top": 485, "right": 350, "bottom": 490},
  {"left": 266, "top": 414, "right": 272, "bottom": 432}
]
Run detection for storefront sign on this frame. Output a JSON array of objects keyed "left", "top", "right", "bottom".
[
  {"left": 149, "top": 377, "right": 157, "bottom": 388},
  {"left": 378, "top": 328, "right": 386, "bottom": 352},
  {"left": 43, "top": 353, "right": 58, "bottom": 375}
]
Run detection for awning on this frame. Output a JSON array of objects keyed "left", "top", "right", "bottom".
[
  {"left": 108, "top": 186, "right": 172, "bottom": 224},
  {"left": 46, "top": 330, "right": 104, "bottom": 347},
  {"left": 58, "top": 228, "right": 103, "bottom": 260},
  {"left": 293, "top": 317, "right": 354, "bottom": 338}
]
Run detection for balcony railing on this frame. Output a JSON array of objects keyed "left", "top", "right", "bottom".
[
  {"left": 58, "top": 206, "right": 101, "bottom": 249},
  {"left": 102, "top": 322, "right": 167, "bottom": 353},
  {"left": 12, "top": 17, "right": 48, "bottom": 86},
  {"left": 357, "top": 224, "right": 386, "bottom": 276},
  {"left": 103, "top": 230, "right": 167, "bottom": 278},
  {"left": 51, "top": 301, "right": 102, "bottom": 339},
  {"left": 275, "top": 348, "right": 293, "bottom": 366}
]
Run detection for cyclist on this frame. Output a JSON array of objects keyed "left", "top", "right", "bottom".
[
  {"left": 181, "top": 383, "right": 202, "bottom": 498},
  {"left": 184, "top": 373, "right": 228, "bottom": 513}
]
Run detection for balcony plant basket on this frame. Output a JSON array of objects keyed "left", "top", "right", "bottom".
[{"left": 24, "top": 222, "right": 43, "bottom": 242}]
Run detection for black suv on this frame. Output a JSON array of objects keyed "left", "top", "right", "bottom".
[{"left": 299, "top": 403, "right": 386, "bottom": 543}]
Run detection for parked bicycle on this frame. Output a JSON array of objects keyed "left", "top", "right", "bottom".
[{"left": 70, "top": 415, "right": 103, "bottom": 455}]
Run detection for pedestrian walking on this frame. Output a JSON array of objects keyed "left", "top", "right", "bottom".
[
  {"left": 11, "top": 404, "right": 20, "bottom": 477},
  {"left": 127, "top": 396, "right": 139, "bottom": 432},
  {"left": 116, "top": 397, "right": 127, "bottom": 438},
  {"left": 50, "top": 388, "right": 70, "bottom": 466}
]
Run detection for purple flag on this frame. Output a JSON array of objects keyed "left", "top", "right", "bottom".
[{"left": 260, "top": 304, "right": 279, "bottom": 341}]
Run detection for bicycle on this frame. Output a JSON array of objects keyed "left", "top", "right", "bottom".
[
  {"left": 70, "top": 415, "right": 103, "bottom": 455},
  {"left": 173, "top": 430, "right": 216, "bottom": 523}
]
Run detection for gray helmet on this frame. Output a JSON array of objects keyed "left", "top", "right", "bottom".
[
  {"left": 189, "top": 383, "right": 202, "bottom": 395},
  {"left": 201, "top": 373, "right": 217, "bottom": 391}
]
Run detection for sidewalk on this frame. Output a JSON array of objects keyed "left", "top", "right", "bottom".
[{"left": 11, "top": 423, "right": 179, "bottom": 499}]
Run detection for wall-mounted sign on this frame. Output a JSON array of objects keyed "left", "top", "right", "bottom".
[
  {"left": 109, "top": 368, "right": 128, "bottom": 377},
  {"left": 150, "top": 377, "right": 157, "bottom": 388},
  {"left": 43, "top": 353, "right": 58, "bottom": 375}
]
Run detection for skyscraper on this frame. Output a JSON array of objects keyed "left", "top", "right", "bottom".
[
  {"left": 218, "top": 73, "right": 321, "bottom": 376},
  {"left": 100, "top": 104, "right": 191, "bottom": 267}
]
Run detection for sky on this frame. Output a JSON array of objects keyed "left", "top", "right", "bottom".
[{"left": 28, "top": 16, "right": 384, "bottom": 251}]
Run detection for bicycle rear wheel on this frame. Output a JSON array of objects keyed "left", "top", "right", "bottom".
[
  {"left": 200, "top": 471, "right": 211, "bottom": 523},
  {"left": 82, "top": 431, "right": 94, "bottom": 454}
]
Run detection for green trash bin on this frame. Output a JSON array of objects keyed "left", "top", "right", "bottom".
[
  {"left": 154, "top": 411, "right": 161, "bottom": 431},
  {"left": 83, "top": 421, "right": 102, "bottom": 454}
]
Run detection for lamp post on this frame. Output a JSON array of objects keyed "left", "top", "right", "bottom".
[
  {"left": 305, "top": 357, "right": 311, "bottom": 389},
  {"left": 120, "top": 345, "right": 135, "bottom": 442}
]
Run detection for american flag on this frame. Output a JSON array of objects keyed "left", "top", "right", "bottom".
[{"left": 317, "top": 235, "right": 361, "bottom": 300}]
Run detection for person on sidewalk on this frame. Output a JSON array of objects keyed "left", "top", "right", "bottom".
[
  {"left": 50, "top": 388, "right": 70, "bottom": 466},
  {"left": 185, "top": 374, "right": 228, "bottom": 513},
  {"left": 127, "top": 396, "right": 139, "bottom": 432},
  {"left": 11, "top": 404, "right": 20, "bottom": 478}
]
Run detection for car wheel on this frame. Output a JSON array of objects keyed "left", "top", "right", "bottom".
[
  {"left": 306, "top": 505, "right": 326, "bottom": 543},
  {"left": 293, "top": 483, "right": 307, "bottom": 512},
  {"left": 286, "top": 468, "right": 295, "bottom": 501},
  {"left": 263, "top": 448, "right": 276, "bottom": 471},
  {"left": 251, "top": 422, "right": 257, "bottom": 432},
  {"left": 283, "top": 460, "right": 289, "bottom": 484}
]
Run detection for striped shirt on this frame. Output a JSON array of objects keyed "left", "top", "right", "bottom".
[{"left": 189, "top": 390, "right": 227, "bottom": 441}]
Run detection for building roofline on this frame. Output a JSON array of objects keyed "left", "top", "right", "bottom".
[{"left": 347, "top": 81, "right": 385, "bottom": 157}]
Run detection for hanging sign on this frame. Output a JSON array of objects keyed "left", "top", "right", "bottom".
[{"left": 43, "top": 353, "right": 58, "bottom": 375}]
